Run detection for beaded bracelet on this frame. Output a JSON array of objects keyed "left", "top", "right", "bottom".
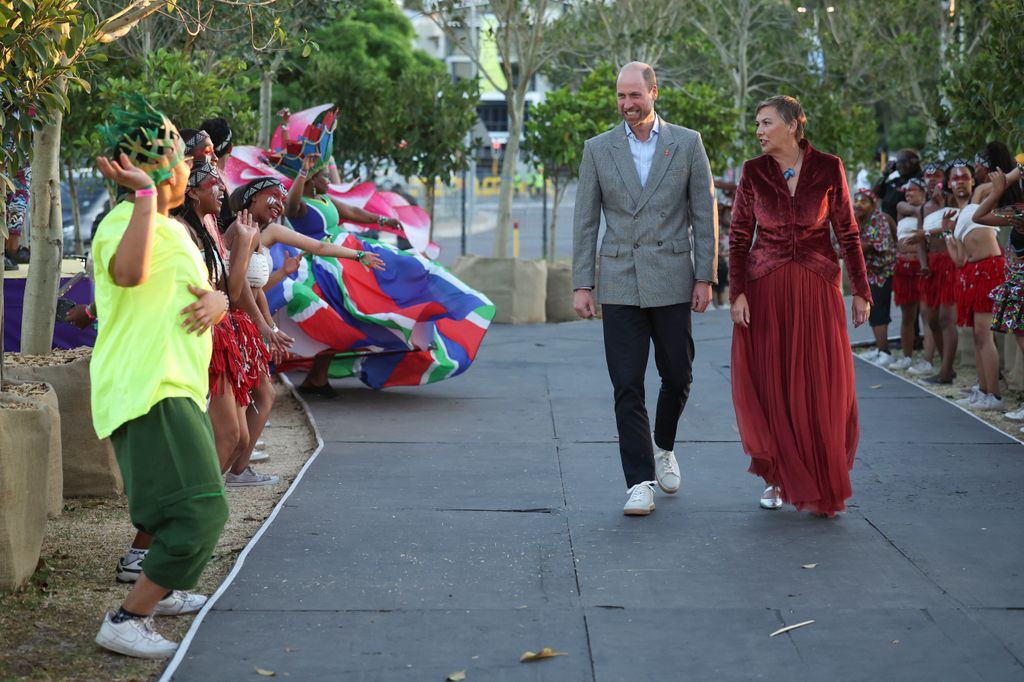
[
  {"left": 377, "top": 215, "right": 386, "bottom": 227},
  {"left": 354, "top": 251, "right": 366, "bottom": 263},
  {"left": 84, "top": 302, "right": 97, "bottom": 322}
]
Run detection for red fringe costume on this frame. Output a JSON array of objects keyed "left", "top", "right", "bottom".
[
  {"left": 956, "top": 254, "right": 1005, "bottom": 327},
  {"left": 209, "top": 315, "right": 251, "bottom": 406},
  {"left": 729, "top": 141, "right": 871, "bottom": 517},
  {"left": 233, "top": 309, "right": 271, "bottom": 389},
  {"left": 892, "top": 255, "right": 922, "bottom": 306},
  {"left": 922, "top": 251, "right": 958, "bottom": 307}
]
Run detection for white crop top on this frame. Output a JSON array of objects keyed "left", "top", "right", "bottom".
[
  {"left": 225, "top": 247, "right": 272, "bottom": 288},
  {"left": 896, "top": 216, "right": 919, "bottom": 240},
  {"left": 953, "top": 203, "right": 997, "bottom": 241}
]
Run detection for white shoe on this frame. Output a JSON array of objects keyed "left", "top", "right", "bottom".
[
  {"left": 955, "top": 389, "right": 982, "bottom": 407},
  {"left": 958, "top": 383, "right": 980, "bottom": 397},
  {"left": 759, "top": 486, "right": 783, "bottom": 510},
  {"left": 95, "top": 613, "right": 178, "bottom": 659},
  {"left": 908, "top": 360, "right": 934, "bottom": 375},
  {"left": 970, "top": 394, "right": 1004, "bottom": 411},
  {"left": 153, "top": 590, "right": 207, "bottom": 616},
  {"left": 652, "top": 436, "right": 681, "bottom": 494},
  {"left": 249, "top": 449, "right": 269, "bottom": 463},
  {"left": 1005, "top": 404, "right": 1024, "bottom": 421},
  {"left": 856, "top": 348, "right": 880, "bottom": 361},
  {"left": 224, "top": 466, "right": 279, "bottom": 487},
  {"left": 874, "top": 352, "right": 894, "bottom": 367},
  {"left": 115, "top": 549, "right": 147, "bottom": 584},
  {"left": 623, "top": 482, "right": 656, "bottom": 516},
  {"left": 889, "top": 356, "right": 914, "bottom": 371}
]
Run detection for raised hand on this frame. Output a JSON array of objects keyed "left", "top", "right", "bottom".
[
  {"left": 95, "top": 152, "right": 154, "bottom": 192},
  {"left": 283, "top": 251, "right": 305, "bottom": 275},
  {"left": 941, "top": 209, "right": 958, "bottom": 232}
]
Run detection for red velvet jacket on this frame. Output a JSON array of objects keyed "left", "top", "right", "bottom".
[{"left": 728, "top": 140, "right": 872, "bottom": 304}]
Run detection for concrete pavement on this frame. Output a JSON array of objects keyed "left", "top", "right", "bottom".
[{"left": 166, "top": 309, "right": 1024, "bottom": 681}]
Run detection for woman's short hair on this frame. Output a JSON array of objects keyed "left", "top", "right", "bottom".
[{"left": 755, "top": 95, "right": 807, "bottom": 141}]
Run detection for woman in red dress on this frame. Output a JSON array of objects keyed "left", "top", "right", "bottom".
[{"left": 729, "top": 96, "right": 872, "bottom": 517}]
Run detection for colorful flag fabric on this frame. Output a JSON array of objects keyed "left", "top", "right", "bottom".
[{"left": 267, "top": 226, "right": 494, "bottom": 389}]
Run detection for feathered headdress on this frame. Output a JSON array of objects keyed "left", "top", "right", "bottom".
[{"left": 98, "top": 95, "right": 183, "bottom": 185}]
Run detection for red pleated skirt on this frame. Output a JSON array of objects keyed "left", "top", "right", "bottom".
[
  {"left": 922, "top": 251, "right": 958, "bottom": 308},
  {"left": 731, "top": 262, "right": 858, "bottom": 516},
  {"left": 892, "top": 256, "right": 921, "bottom": 306},
  {"left": 956, "top": 254, "right": 1005, "bottom": 326}
]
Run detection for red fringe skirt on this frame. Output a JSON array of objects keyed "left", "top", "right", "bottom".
[
  {"left": 233, "top": 310, "right": 271, "bottom": 391},
  {"left": 209, "top": 314, "right": 251, "bottom": 406},
  {"left": 731, "top": 262, "right": 858, "bottom": 516},
  {"left": 922, "top": 251, "right": 958, "bottom": 308},
  {"left": 892, "top": 256, "right": 921, "bottom": 306},
  {"left": 956, "top": 254, "right": 1005, "bottom": 326}
]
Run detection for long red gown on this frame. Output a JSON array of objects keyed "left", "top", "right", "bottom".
[{"left": 728, "top": 140, "right": 872, "bottom": 516}]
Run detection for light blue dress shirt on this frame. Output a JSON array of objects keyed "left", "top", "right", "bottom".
[{"left": 624, "top": 116, "right": 660, "bottom": 187}]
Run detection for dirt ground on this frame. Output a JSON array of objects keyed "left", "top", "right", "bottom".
[{"left": 0, "top": 380, "right": 318, "bottom": 681}]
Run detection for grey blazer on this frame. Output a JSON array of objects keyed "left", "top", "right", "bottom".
[{"left": 572, "top": 119, "right": 718, "bottom": 308}]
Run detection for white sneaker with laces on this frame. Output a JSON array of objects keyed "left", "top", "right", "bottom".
[
  {"left": 955, "top": 389, "right": 982, "bottom": 407},
  {"left": 874, "top": 352, "right": 894, "bottom": 367},
  {"left": 889, "top": 356, "right": 914, "bottom": 371},
  {"left": 153, "top": 591, "right": 207, "bottom": 616},
  {"left": 958, "top": 383, "right": 980, "bottom": 397},
  {"left": 970, "top": 394, "right": 1004, "bottom": 411},
  {"left": 1005, "top": 404, "right": 1024, "bottom": 421},
  {"left": 224, "top": 466, "right": 279, "bottom": 487},
  {"left": 652, "top": 436, "right": 681, "bottom": 494},
  {"left": 908, "top": 360, "right": 934, "bottom": 375},
  {"left": 95, "top": 613, "right": 178, "bottom": 659},
  {"left": 623, "top": 482, "right": 656, "bottom": 516},
  {"left": 856, "top": 348, "right": 880, "bottom": 361}
]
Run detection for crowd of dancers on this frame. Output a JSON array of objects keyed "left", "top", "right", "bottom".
[
  {"left": 82, "top": 97, "right": 492, "bottom": 659},
  {"left": 853, "top": 144, "right": 1024, "bottom": 418}
]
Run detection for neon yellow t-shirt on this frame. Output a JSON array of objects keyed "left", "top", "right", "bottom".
[{"left": 90, "top": 200, "right": 213, "bottom": 439}]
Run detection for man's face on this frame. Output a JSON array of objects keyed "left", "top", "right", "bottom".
[
  {"left": 616, "top": 70, "right": 656, "bottom": 127},
  {"left": 950, "top": 166, "right": 974, "bottom": 198}
]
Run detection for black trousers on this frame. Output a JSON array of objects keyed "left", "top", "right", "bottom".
[{"left": 602, "top": 303, "right": 695, "bottom": 487}]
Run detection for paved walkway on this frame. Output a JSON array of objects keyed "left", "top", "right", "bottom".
[{"left": 167, "top": 310, "right": 1024, "bottom": 681}]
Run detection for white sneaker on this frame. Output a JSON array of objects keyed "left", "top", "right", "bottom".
[
  {"left": 1005, "top": 404, "right": 1024, "bottom": 421},
  {"left": 153, "top": 590, "right": 207, "bottom": 616},
  {"left": 971, "top": 394, "right": 1004, "bottom": 411},
  {"left": 874, "top": 352, "right": 894, "bottom": 367},
  {"left": 856, "top": 348, "right": 880, "bottom": 361},
  {"left": 889, "top": 356, "right": 914, "bottom": 371},
  {"left": 115, "top": 549, "right": 147, "bottom": 584},
  {"left": 224, "top": 466, "right": 279, "bottom": 487},
  {"left": 249, "top": 449, "right": 269, "bottom": 463},
  {"left": 623, "top": 482, "right": 656, "bottom": 516},
  {"left": 908, "top": 360, "right": 934, "bottom": 375},
  {"left": 958, "top": 383, "right": 980, "bottom": 397},
  {"left": 759, "top": 485, "right": 783, "bottom": 510},
  {"left": 652, "top": 436, "right": 681, "bottom": 494},
  {"left": 955, "top": 389, "right": 982, "bottom": 407},
  {"left": 95, "top": 613, "right": 178, "bottom": 659}
]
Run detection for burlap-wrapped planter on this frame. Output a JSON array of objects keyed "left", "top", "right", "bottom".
[
  {"left": 0, "top": 387, "right": 54, "bottom": 591},
  {"left": 7, "top": 352, "right": 122, "bottom": 497},
  {"left": 452, "top": 256, "right": 547, "bottom": 324},
  {"left": 545, "top": 261, "right": 577, "bottom": 323},
  {"left": 6, "top": 380, "right": 63, "bottom": 518}
]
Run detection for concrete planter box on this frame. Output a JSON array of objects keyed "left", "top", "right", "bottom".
[
  {"left": 0, "top": 385, "right": 57, "bottom": 590},
  {"left": 452, "top": 256, "right": 547, "bottom": 324},
  {"left": 8, "top": 353, "right": 122, "bottom": 498},
  {"left": 545, "top": 261, "right": 577, "bottom": 323}
]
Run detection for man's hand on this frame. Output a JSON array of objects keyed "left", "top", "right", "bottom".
[
  {"left": 573, "top": 288, "right": 597, "bottom": 319},
  {"left": 691, "top": 281, "right": 712, "bottom": 313},
  {"left": 730, "top": 293, "right": 750, "bottom": 328},
  {"left": 181, "top": 285, "right": 228, "bottom": 334},
  {"left": 852, "top": 295, "right": 871, "bottom": 328},
  {"left": 65, "top": 304, "right": 94, "bottom": 329}
]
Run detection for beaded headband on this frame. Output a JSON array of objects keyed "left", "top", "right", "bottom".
[
  {"left": 902, "top": 177, "right": 928, "bottom": 193},
  {"left": 922, "top": 162, "right": 943, "bottom": 176},
  {"left": 214, "top": 128, "right": 232, "bottom": 155},
  {"left": 946, "top": 158, "right": 971, "bottom": 172},
  {"left": 854, "top": 188, "right": 878, "bottom": 202},
  {"left": 975, "top": 152, "right": 993, "bottom": 171},
  {"left": 185, "top": 130, "right": 212, "bottom": 157},
  {"left": 187, "top": 161, "right": 220, "bottom": 192},
  {"left": 241, "top": 177, "right": 284, "bottom": 208}
]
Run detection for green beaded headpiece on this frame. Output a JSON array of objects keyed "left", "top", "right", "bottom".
[{"left": 98, "top": 95, "right": 184, "bottom": 186}]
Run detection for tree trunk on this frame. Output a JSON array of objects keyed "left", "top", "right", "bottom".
[
  {"left": 424, "top": 180, "right": 437, "bottom": 242},
  {"left": 492, "top": 91, "right": 524, "bottom": 258},
  {"left": 257, "top": 53, "right": 285, "bottom": 150},
  {"left": 548, "top": 176, "right": 570, "bottom": 264},
  {"left": 66, "top": 161, "right": 83, "bottom": 255},
  {"left": 1, "top": 193, "right": 6, "bottom": 386},
  {"left": 21, "top": 110, "right": 65, "bottom": 356}
]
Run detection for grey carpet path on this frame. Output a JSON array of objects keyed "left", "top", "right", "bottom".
[{"left": 169, "top": 309, "right": 1024, "bottom": 681}]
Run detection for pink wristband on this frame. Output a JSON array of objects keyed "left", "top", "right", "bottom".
[{"left": 135, "top": 186, "right": 157, "bottom": 198}]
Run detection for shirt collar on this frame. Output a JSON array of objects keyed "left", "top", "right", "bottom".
[{"left": 624, "top": 115, "right": 660, "bottom": 141}]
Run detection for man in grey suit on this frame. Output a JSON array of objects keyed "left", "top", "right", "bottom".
[{"left": 572, "top": 62, "right": 718, "bottom": 516}]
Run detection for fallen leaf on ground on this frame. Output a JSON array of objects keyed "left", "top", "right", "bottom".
[
  {"left": 520, "top": 647, "right": 568, "bottom": 662},
  {"left": 446, "top": 671, "right": 467, "bottom": 681},
  {"left": 769, "top": 620, "right": 814, "bottom": 637},
  {"left": 802, "top": 563, "right": 818, "bottom": 569},
  {"left": 255, "top": 667, "right": 276, "bottom": 677}
]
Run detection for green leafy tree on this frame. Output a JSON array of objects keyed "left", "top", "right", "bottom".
[
  {"left": 523, "top": 65, "right": 617, "bottom": 262},
  {"left": 655, "top": 83, "right": 736, "bottom": 174},
  {"left": 390, "top": 66, "right": 480, "bottom": 235},
  {"left": 797, "top": 87, "right": 877, "bottom": 169}
]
